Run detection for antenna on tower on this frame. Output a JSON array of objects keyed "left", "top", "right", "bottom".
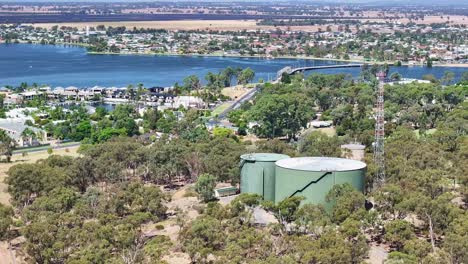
[{"left": 374, "top": 71, "right": 386, "bottom": 189}]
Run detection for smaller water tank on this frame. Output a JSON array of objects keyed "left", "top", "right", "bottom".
[{"left": 240, "top": 153, "right": 290, "bottom": 201}]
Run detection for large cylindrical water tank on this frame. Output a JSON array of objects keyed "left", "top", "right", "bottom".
[{"left": 275, "top": 157, "right": 366, "bottom": 205}]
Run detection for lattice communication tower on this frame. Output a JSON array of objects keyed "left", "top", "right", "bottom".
[{"left": 374, "top": 71, "right": 386, "bottom": 188}]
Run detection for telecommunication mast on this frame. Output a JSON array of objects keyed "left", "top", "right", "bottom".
[{"left": 374, "top": 71, "right": 386, "bottom": 188}]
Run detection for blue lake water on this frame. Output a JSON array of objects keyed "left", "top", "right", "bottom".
[{"left": 0, "top": 43, "right": 466, "bottom": 88}]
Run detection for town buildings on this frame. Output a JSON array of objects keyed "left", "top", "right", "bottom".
[{"left": 1, "top": 23, "right": 467, "bottom": 65}]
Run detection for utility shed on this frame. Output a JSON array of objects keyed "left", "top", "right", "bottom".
[
  {"left": 214, "top": 187, "right": 239, "bottom": 198},
  {"left": 240, "top": 153, "right": 290, "bottom": 201},
  {"left": 274, "top": 157, "right": 366, "bottom": 205}
]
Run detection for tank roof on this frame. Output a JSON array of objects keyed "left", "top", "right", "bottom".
[
  {"left": 241, "top": 153, "right": 290, "bottom": 162},
  {"left": 276, "top": 157, "right": 366, "bottom": 172},
  {"left": 341, "top": 144, "right": 366, "bottom": 150}
]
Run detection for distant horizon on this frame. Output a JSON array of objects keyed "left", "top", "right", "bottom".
[{"left": 1, "top": 0, "right": 468, "bottom": 5}]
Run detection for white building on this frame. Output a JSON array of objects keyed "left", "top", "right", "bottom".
[
  {"left": 173, "top": 96, "right": 205, "bottom": 109},
  {"left": 0, "top": 120, "right": 47, "bottom": 147}
]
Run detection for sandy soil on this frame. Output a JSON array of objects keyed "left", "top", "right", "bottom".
[
  {"left": 221, "top": 86, "right": 251, "bottom": 100},
  {"left": 366, "top": 243, "right": 389, "bottom": 264},
  {"left": 162, "top": 253, "right": 191, "bottom": 264},
  {"left": 0, "top": 241, "right": 21, "bottom": 264},
  {"left": 167, "top": 187, "right": 200, "bottom": 220},
  {"left": 0, "top": 146, "right": 81, "bottom": 206},
  {"left": 142, "top": 186, "right": 198, "bottom": 264}
]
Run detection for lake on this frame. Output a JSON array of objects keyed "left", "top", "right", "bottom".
[{"left": 1, "top": 43, "right": 466, "bottom": 88}]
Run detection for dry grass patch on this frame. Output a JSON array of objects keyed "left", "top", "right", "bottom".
[
  {"left": 221, "top": 86, "right": 251, "bottom": 99},
  {"left": 27, "top": 20, "right": 267, "bottom": 31}
]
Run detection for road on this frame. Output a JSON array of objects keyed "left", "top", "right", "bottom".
[
  {"left": 13, "top": 142, "right": 81, "bottom": 155},
  {"left": 218, "top": 87, "right": 258, "bottom": 119}
]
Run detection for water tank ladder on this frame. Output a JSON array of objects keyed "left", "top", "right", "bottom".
[{"left": 288, "top": 171, "right": 332, "bottom": 198}]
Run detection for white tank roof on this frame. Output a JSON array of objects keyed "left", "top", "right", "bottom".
[
  {"left": 276, "top": 157, "right": 366, "bottom": 172},
  {"left": 341, "top": 144, "right": 365, "bottom": 150},
  {"left": 241, "top": 153, "right": 290, "bottom": 162}
]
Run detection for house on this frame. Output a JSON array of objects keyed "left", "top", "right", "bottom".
[
  {"left": 205, "top": 119, "right": 239, "bottom": 134},
  {"left": 20, "top": 91, "right": 40, "bottom": 100},
  {"left": 5, "top": 108, "right": 37, "bottom": 121},
  {"left": 0, "top": 87, "right": 11, "bottom": 95},
  {"left": 388, "top": 78, "right": 431, "bottom": 85},
  {"left": 147, "top": 86, "right": 166, "bottom": 93},
  {"left": 308, "top": 121, "right": 332, "bottom": 128},
  {"left": 0, "top": 120, "right": 47, "bottom": 147},
  {"left": 4, "top": 94, "right": 22, "bottom": 105},
  {"left": 173, "top": 96, "right": 205, "bottom": 109}
]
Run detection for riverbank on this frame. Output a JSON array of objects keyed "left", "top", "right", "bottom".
[
  {"left": 86, "top": 50, "right": 378, "bottom": 64},
  {"left": 433, "top": 63, "right": 468, "bottom": 68},
  {"left": 55, "top": 41, "right": 91, "bottom": 48},
  {"left": 86, "top": 51, "right": 468, "bottom": 68},
  {"left": 3, "top": 42, "right": 465, "bottom": 68}
]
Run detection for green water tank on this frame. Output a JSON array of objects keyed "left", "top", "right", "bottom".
[
  {"left": 275, "top": 157, "right": 366, "bottom": 206},
  {"left": 240, "top": 153, "right": 290, "bottom": 201}
]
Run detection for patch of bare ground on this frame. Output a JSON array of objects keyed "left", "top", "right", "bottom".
[
  {"left": 221, "top": 86, "right": 251, "bottom": 100},
  {"left": 0, "top": 241, "right": 16, "bottom": 264},
  {"left": 451, "top": 195, "right": 465, "bottom": 207},
  {"left": 405, "top": 213, "right": 425, "bottom": 228},
  {"left": 242, "top": 134, "right": 260, "bottom": 143},
  {"left": 162, "top": 252, "right": 191, "bottom": 264},
  {"left": 144, "top": 185, "right": 200, "bottom": 239},
  {"left": 142, "top": 220, "right": 181, "bottom": 242},
  {"left": 0, "top": 237, "right": 27, "bottom": 264},
  {"left": 142, "top": 185, "right": 200, "bottom": 263},
  {"left": 167, "top": 186, "right": 200, "bottom": 220},
  {"left": 366, "top": 242, "right": 389, "bottom": 264}
]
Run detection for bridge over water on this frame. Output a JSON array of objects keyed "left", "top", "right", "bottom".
[{"left": 276, "top": 64, "right": 364, "bottom": 80}]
